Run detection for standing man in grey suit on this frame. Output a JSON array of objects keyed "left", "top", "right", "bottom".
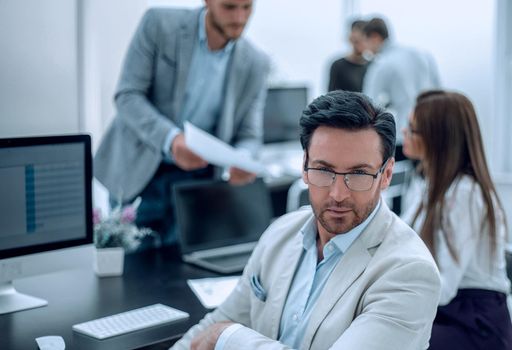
[{"left": 94, "top": 0, "right": 269, "bottom": 246}]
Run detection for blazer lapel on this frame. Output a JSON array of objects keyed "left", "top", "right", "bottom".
[
  {"left": 301, "top": 202, "right": 393, "bottom": 349},
  {"left": 267, "top": 231, "right": 304, "bottom": 339},
  {"left": 216, "top": 42, "right": 246, "bottom": 142},
  {"left": 174, "top": 11, "right": 200, "bottom": 119}
]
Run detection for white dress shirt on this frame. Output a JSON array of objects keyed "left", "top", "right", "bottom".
[{"left": 402, "top": 175, "right": 510, "bottom": 305}]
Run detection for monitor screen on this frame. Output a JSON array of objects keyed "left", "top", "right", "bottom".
[
  {"left": 0, "top": 135, "right": 92, "bottom": 258},
  {"left": 263, "top": 87, "right": 308, "bottom": 144},
  {"left": 173, "top": 179, "right": 272, "bottom": 254},
  {"left": 0, "top": 134, "right": 93, "bottom": 314}
]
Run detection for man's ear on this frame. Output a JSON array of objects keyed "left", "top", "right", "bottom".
[
  {"left": 379, "top": 157, "right": 394, "bottom": 190},
  {"left": 302, "top": 153, "right": 309, "bottom": 184}
]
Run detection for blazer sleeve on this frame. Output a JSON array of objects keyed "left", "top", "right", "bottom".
[
  {"left": 232, "top": 54, "right": 270, "bottom": 156},
  {"left": 114, "top": 9, "right": 178, "bottom": 153},
  {"left": 328, "top": 260, "right": 441, "bottom": 350}
]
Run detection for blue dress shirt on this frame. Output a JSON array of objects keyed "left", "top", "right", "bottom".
[{"left": 162, "top": 9, "right": 234, "bottom": 160}]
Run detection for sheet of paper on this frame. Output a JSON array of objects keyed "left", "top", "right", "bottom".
[
  {"left": 187, "top": 276, "right": 240, "bottom": 309},
  {"left": 184, "top": 122, "right": 267, "bottom": 175}
]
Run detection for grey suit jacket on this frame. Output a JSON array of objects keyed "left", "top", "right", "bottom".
[
  {"left": 94, "top": 8, "right": 270, "bottom": 202},
  {"left": 172, "top": 202, "right": 441, "bottom": 350}
]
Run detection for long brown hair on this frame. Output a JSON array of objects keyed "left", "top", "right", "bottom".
[{"left": 411, "top": 90, "right": 504, "bottom": 262}]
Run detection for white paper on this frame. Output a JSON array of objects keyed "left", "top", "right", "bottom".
[
  {"left": 184, "top": 122, "right": 267, "bottom": 175},
  {"left": 187, "top": 276, "right": 240, "bottom": 309}
]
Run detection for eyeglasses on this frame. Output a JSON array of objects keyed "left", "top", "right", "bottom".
[
  {"left": 406, "top": 122, "right": 420, "bottom": 135},
  {"left": 305, "top": 159, "right": 389, "bottom": 192}
]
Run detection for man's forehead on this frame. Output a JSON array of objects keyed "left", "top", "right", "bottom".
[{"left": 308, "top": 127, "right": 384, "bottom": 168}]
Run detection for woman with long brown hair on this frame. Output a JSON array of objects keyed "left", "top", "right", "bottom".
[{"left": 401, "top": 90, "right": 512, "bottom": 349}]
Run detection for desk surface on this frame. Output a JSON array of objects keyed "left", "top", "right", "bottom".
[{"left": 1, "top": 247, "right": 218, "bottom": 350}]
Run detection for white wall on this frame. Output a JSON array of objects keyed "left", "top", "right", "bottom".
[
  {"left": 0, "top": 0, "right": 80, "bottom": 137},
  {"left": 245, "top": 0, "right": 343, "bottom": 98},
  {"left": 81, "top": 0, "right": 147, "bottom": 152}
]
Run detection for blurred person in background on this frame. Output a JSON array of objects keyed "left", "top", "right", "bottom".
[
  {"left": 328, "top": 19, "right": 369, "bottom": 93},
  {"left": 362, "top": 17, "right": 440, "bottom": 162}
]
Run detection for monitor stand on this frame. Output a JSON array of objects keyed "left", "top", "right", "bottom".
[{"left": 0, "top": 281, "right": 47, "bottom": 315}]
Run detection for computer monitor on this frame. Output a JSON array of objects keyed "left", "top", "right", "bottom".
[
  {"left": 0, "top": 134, "right": 93, "bottom": 314},
  {"left": 263, "top": 86, "right": 308, "bottom": 144}
]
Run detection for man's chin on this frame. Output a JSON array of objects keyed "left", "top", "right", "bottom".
[
  {"left": 320, "top": 217, "right": 354, "bottom": 235},
  {"left": 225, "top": 32, "right": 243, "bottom": 40}
]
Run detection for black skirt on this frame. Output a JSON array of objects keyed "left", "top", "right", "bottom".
[{"left": 429, "top": 289, "right": 512, "bottom": 350}]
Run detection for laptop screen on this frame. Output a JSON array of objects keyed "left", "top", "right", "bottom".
[
  {"left": 173, "top": 179, "right": 273, "bottom": 254},
  {"left": 263, "top": 87, "right": 308, "bottom": 144}
]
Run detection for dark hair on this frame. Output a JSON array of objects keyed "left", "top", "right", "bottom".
[
  {"left": 363, "top": 17, "right": 389, "bottom": 40},
  {"left": 300, "top": 90, "right": 396, "bottom": 163},
  {"left": 411, "top": 90, "right": 506, "bottom": 261},
  {"left": 350, "top": 19, "right": 367, "bottom": 32}
]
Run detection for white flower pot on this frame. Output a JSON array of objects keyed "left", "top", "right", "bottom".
[{"left": 93, "top": 247, "right": 125, "bottom": 277}]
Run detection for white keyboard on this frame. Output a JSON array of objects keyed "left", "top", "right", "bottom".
[{"left": 72, "top": 304, "right": 189, "bottom": 340}]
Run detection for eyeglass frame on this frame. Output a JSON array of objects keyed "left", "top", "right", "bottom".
[
  {"left": 405, "top": 122, "right": 420, "bottom": 136},
  {"left": 303, "top": 157, "right": 390, "bottom": 192}
]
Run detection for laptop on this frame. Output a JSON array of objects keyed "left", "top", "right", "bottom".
[{"left": 173, "top": 178, "right": 273, "bottom": 274}]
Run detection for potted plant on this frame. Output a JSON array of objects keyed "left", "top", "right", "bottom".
[{"left": 92, "top": 198, "right": 153, "bottom": 277}]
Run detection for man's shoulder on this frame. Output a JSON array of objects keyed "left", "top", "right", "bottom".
[
  {"left": 143, "top": 7, "right": 200, "bottom": 31},
  {"left": 258, "top": 207, "right": 313, "bottom": 244},
  {"left": 376, "top": 212, "right": 436, "bottom": 267},
  {"left": 235, "top": 38, "right": 270, "bottom": 67}
]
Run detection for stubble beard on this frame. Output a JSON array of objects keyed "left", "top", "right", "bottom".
[
  {"left": 208, "top": 12, "right": 244, "bottom": 41},
  {"left": 313, "top": 195, "right": 379, "bottom": 235}
]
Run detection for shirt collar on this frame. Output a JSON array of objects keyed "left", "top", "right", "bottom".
[
  {"left": 199, "top": 8, "right": 235, "bottom": 53},
  {"left": 300, "top": 200, "right": 381, "bottom": 255}
]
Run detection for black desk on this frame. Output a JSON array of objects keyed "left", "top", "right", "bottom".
[{"left": 1, "top": 247, "right": 218, "bottom": 350}]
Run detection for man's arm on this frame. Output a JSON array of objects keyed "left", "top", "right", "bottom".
[
  {"left": 328, "top": 260, "right": 441, "bottom": 350},
  {"left": 114, "top": 9, "right": 180, "bottom": 154},
  {"left": 231, "top": 55, "right": 269, "bottom": 156},
  {"left": 227, "top": 53, "right": 269, "bottom": 184}
]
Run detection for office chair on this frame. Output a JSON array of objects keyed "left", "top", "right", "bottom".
[
  {"left": 382, "top": 160, "right": 414, "bottom": 214},
  {"left": 286, "top": 178, "right": 309, "bottom": 212}
]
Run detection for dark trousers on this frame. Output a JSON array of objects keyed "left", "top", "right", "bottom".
[
  {"left": 113, "top": 163, "right": 213, "bottom": 250},
  {"left": 429, "top": 289, "right": 512, "bottom": 350}
]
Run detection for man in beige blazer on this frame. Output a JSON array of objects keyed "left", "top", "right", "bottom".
[{"left": 171, "top": 91, "right": 441, "bottom": 350}]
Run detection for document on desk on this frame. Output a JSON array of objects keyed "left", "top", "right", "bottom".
[
  {"left": 184, "top": 122, "right": 267, "bottom": 175},
  {"left": 187, "top": 276, "right": 240, "bottom": 309}
]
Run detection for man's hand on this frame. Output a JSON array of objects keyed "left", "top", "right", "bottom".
[
  {"left": 171, "top": 133, "right": 208, "bottom": 171},
  {"left": 228, "top": 167, "right": 256, "bottom": 185},
  {"left": 190, "top": 322, "right": 234, "bottom": 350}
]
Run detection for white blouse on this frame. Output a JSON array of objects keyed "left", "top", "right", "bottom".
[{"left": 402, "top": 174, "right": 511, "bottom": 305}]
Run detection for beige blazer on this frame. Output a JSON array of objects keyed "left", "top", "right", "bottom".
[{"left": 172, "top": 202, "right": 441, "bottom": 350}]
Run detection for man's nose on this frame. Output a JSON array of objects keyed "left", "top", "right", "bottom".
[
  {"left": 233, "top": 8, "right": 249, "bottom": 24},
  {"left": 329, "top": 175, "right": 351, "bottom": 202}
]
